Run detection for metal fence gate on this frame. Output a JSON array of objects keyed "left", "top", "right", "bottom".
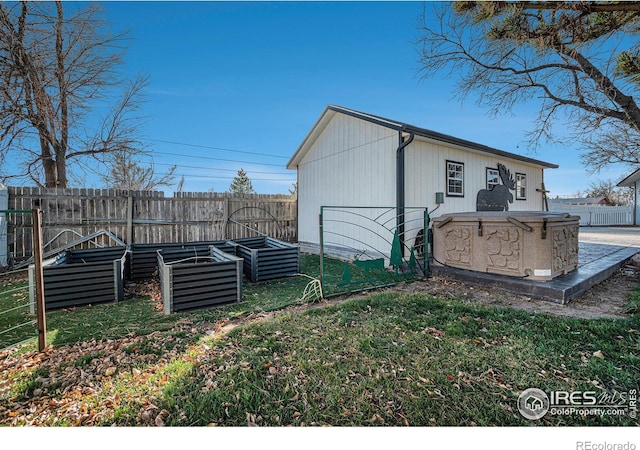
[
  {"left": 1, "top": 209, "right": 46, "bottom": 351},
  {"left": 319, "top": 206, "right": 429, "bottom": 297}
]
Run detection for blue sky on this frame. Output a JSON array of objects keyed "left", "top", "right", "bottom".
[{"left": 92, "top": 1, "right": 631, "bottom": 196}]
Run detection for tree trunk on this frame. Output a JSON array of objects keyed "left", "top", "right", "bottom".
[
  {"left": 55, "top": 144, "right": 67, "bottom": 187},
  {"left": 54, "top": 0, "right": 68, "bottom": 188},
  {"left": 39, "top": 135, "right": 57, "bottom": 188}
]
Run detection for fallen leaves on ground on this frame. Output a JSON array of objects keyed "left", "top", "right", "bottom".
[
  {"left": 125, "top": 279, "right": 162, "bottom": 311},
  {"left": 0, "top": 321, "right": 206, "bottom": 426},
  {"left": 421, "top": 327, "right": 445, "bottom": 339}
]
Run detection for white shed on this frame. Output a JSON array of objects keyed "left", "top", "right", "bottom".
[{"left": 286, "top": 105, "right": 558, "bottom": 258}]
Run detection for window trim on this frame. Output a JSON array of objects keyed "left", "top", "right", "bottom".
[
  {"left": 515, "top": 172, "right": 527, "bottom": 200},
  {"left": 446, "top": 160, "right": 465, "bottom": 197},
  {"left": 486, "top": 167, "right": 500, "bottom": 191}
]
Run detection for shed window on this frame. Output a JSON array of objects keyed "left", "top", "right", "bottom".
[
  {"left": 486, "top": 168, "right": 500, "bottom": 190},
  {"left": 446, "top": 161, "right": 464, "bottom": 197},
  {"left": 516, "top": 173, "right": 527, "bottom": 200}
]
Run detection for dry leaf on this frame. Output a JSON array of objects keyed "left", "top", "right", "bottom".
[
  {"left": 593, "top": 350, "right": 604, "bottom": 359},
  {"left": 422, "top": 327, "right": 445, "bottom": 338}
]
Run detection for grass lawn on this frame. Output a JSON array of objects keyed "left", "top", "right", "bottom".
[
  {"left": 0, "top": 278, "right": 34, "bottom": 350},
  {"left": 0, "top": 256, "right": 324, "bottom": 350},
  {"left": 0, "top": 254, "right": 638, "bottom": 426}
]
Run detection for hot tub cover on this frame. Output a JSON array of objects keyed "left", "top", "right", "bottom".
[{"left": 432, "top": 211, "right": 580, "bottom": 281}]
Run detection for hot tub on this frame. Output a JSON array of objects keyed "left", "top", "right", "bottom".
[{"left": 432, "top": 211, "right": 580, "bottom": 281}]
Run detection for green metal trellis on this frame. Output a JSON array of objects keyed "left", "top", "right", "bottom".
[{"left": 319, "top": 206, "right": 429, "bottom": 298}]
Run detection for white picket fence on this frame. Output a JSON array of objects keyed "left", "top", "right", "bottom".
[{"left": 549, "top": 204, "right": 634, "bottom": 226}]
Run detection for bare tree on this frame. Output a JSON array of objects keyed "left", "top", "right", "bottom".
[
  {"left": 175, "top": 175, "right": 185, "bottom": 193},
  {"left": 416, "top": 1, "right": 640, "bottom": 169},
  {"left": 579, "top": 179, "right": 633, "bottom": 205},
  {"left": 288, "top": 182, "right": 297, "bottom": 198},
  {"left": 100, "top": 151, "right": 177, "bottom": 191},
  {"left": 0, "top": 1, "right": 147, "bottom": 187},
  {"left": 580, "top": 121, "right": 640, "bottom": 172}
]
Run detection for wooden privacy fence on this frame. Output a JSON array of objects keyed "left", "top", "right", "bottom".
[{"left": 7, "top": 187, "right": 297, "bottom": 262}]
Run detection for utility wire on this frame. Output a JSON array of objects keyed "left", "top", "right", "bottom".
[
  {"left": 143, "top": 138, "right": 289, "bottom": 159},
  {"left": 171, "top": 172, "right": 294, "bottom": 181},
  {"left": 151, "top": 161, "right": 291, "bottom": 175},
  {"left": 152, "top": 151, "right": 285, "bottom": 167},
  {"left": 298, "top": 134, "right": 395, "bottom": 166},
  {"left": 73, "top": 154, "right": 293, "bottom": 183}
]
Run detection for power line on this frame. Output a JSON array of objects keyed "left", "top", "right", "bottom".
[
  {"left": 72, "top": 155, "right": 294, "bottom": 184},
  {"left": 144, "top": 138, "right": 289, "bottom": 159},
  {"left": 152, "top": 151, "right": 285, "bottom": 167},
  {"left": 298, "top": 134, "right": 395, "bottom": 166},
  {"left": 172, "top": 172, "right": 295, "bottom": 181},
  {"left": 151, "top": 161, "right": 291, "bottom": 175}
]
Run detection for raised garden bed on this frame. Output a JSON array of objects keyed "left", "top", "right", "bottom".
[
  {"left": 129, "top": 240, "right": 235, "bottom": 280},
  {"left": 229, "top": 236, "right": 299, "bottom": 282},
  {"left": 29, "top": 246, "right": 128, "bottom": 311},
  {"left": 158, "top": 246, "right": 243, "bottom": 314}
]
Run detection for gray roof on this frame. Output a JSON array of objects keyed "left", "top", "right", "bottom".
[{"left": 618, "top": 167, "right": 640, "bottom": 187}]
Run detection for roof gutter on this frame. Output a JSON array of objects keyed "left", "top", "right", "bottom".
[{"left": 396, "top": 129, "right": 415, "bottom": 257}]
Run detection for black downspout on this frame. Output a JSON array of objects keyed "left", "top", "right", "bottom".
[{"left": 396, "top": 129, "right": 415, "bottom": 257}]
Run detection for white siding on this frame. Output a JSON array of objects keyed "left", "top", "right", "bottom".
[
  {"left": 404, "top": 137, "right": 546, "bottom": 215},
  {"left": 297, "top": 114, "right": 397, "bottom": 249}
]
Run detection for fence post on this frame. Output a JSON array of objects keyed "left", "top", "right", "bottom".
[
  {"left": 223, "top": 196, "right": 230, "bottom": 239},
  {"left": 424, "top": 208, "right": 429, "bottom": 278},
  {"left": 126, "top": 193, "right": 134, "bottom": 245},
  {"left": 32, "top": 208, "right": 47, "bottom": 352}
]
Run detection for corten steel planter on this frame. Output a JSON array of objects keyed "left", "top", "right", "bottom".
[
  {"left": 29, "top": 246, "right": 128, "bottom": 311},
  {"left": 432, "top": 211, "right": 580, "bottom": 281},
  {"left": 157, "top": 246, "right": 243, "bottom": 314},
  {"left": 229, "top": 236, "right": 299, "bottom": 282},
  {"left": 129, "top": 240, "right": 236, "bottom": 280}
]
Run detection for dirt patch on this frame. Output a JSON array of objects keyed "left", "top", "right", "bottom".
[
  {"left": 124, "top": 266, "right": 639, "bottom": 321},
  {"left": 383, "top": 267, "right": 638, "bottom": 320}
]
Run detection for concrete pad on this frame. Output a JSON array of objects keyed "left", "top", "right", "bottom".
[
  {"left": 578, "top": 227, "right": 640, "bottom": 247},
  {"left": 430, "top": 233, "right": 640, "bottom": 304}
]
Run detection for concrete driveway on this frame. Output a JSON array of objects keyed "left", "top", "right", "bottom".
[{"left": 578, "top": 226, "right": 640, "bottom": 248}]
